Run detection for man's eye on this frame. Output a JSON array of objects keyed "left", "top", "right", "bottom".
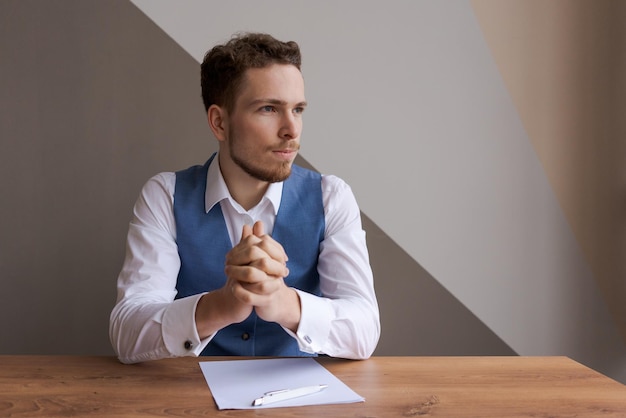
[
  {"left": 261, "top": 105, "right": 275, "bottom": 112},
  {"left": 293, "top": 107, "right": 305, "bottom": 114}
]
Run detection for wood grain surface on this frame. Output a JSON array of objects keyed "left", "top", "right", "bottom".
[{"left": 1, "top": 356, "right": 625, "bottom": 417}]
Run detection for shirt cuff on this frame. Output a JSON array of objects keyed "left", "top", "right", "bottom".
[
  {"left": 288, "top": 289, "right": 334, "bottom": 354},
  {"left": 162, "top": 293, "right": 212, "bottom": 357}
]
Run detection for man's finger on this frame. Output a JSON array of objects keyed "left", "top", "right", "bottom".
[
  {"left": 255, "top": 236, "right": 288, "bottom": 264},
  {"left": 252, "top": 220, "right": 265, "bottom": 237},
  {"left": 241, "top": 223, "right": 253, "bottom": 240}
]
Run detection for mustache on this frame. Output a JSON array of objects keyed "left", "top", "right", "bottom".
[{"left": 271, "top": 142, "right": 300, "bottom": 151}]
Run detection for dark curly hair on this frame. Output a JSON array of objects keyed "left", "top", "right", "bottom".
[{"left": 200, "top": 32, "right": 302, "bottom": 113}]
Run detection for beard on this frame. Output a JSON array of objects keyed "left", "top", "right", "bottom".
[{"left": 228, "top": 130, "right": 299, "bottom": 183}]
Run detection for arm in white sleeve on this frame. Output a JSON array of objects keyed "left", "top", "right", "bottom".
[
  {"left": 109, "top": 173, "right": 212, "bottom": 364},
  {"left": 287, "top": 175, "right": 380, "bottom": 359}
]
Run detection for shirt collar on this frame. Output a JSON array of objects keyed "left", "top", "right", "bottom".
[{"left": 205, "top": 153, "right": 283, "bottom": 215}]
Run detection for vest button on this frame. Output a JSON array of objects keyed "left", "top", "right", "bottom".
[
  {"left": 184, "top": 340, "right": 193, "bottom": 350},
  {"left": 241, "top": 333, "right": 250, "bottom": 341}
]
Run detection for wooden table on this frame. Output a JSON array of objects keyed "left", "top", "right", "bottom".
[{"left": 1, "top": 356, "right": 625, "bottom": 417}]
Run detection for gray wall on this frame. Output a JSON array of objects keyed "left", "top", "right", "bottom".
[
  {"left": 0, "top": 0, "right": 210, "bottom": 354},
  {"left": 2, "top": 0, "right": 625, "bottom": 384}
]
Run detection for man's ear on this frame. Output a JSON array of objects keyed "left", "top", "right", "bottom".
[{"left": 207, "top": 104, "right": 227, "bottom": 142}]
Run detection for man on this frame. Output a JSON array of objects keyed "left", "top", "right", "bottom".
[{"left": 109, "top": 33, "right": 380, "bottom": 363}]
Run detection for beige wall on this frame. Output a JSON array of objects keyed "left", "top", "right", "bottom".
[{"left": 472, "top": 0, "right": 626, "bottom": 341}]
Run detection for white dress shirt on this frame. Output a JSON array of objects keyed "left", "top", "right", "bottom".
[{"left": 109, "top": 157, "right": 380, "bottom": 363}]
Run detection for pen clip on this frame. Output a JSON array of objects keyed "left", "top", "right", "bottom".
[{"left": 265, "top": 389, "right": 289, "bottom": 396}]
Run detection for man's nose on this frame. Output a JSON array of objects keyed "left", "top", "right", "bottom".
[{"left": 279, "top": 112, "right": 300, "bottom": 139}]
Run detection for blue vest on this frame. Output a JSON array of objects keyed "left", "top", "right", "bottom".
[{"left": 173, "top": 154, "right": 324, "bottom": 356}]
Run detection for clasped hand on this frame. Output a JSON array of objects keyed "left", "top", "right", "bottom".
[{"left": 224, "top": 221, "right": 300, "bottom": 330}]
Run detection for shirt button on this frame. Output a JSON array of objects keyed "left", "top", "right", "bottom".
[
  {"left": 241, "top": 333, "right": 250, "bottom": 341},
  {"left": 184, "top": 340, "right": 193, "bottom": 350}
]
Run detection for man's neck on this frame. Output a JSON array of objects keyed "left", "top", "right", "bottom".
[{"left": 218, "top": 153, "right": 269, "bottom": 211}]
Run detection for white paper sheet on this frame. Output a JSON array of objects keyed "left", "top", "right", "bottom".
[{"left": 199, "top": 358, "right": 365, "bottom": 410}]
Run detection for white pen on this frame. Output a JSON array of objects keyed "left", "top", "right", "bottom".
[{"left": 252, "top": 384, "right": 329, "bottom": 406}]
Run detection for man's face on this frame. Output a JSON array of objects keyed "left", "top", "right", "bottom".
[{"left": 223, "top": 64, "right": 306, "bottom": 183}]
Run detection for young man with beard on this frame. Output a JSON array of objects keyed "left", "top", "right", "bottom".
[{"left": 110, "top": 33, "right": 380, "bottom": 363}]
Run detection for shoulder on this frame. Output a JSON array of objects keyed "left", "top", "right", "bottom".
[
  {"left": 288, "top": 165, "right": 358, "bottom": 210},
  {"left": 131, "top": 172, "right": 177, "bottom": 234},
  {"left": 141, "top": 172, "right": 176, "bottom": 199},
  {"left": 319, "top": 174, "right": 362, "bottom": 235},
  {"left": 321, "top": 173, "right": 350, "bottom": 193}
]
